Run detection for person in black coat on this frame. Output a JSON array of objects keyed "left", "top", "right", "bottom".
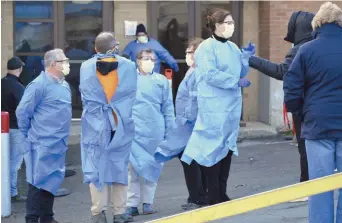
[{"left": 248, "top": 11, "right": 315, "bottom": 192}]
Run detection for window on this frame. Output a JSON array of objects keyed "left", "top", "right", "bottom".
[
  {"left": 14, "top": 1, "right": 57, "bottom": 86},
  {"left": 149, "top": 2, "right": 194, "bottom": 102},
  {"left": 13, "top": 1, "right": 113, "bottom": 118},
  {"left": 15, "top": 1, "right": 54, "bottom": 19},
  {"left": 157, "top": 2, "right": 189, "bottom": 60},
  {"left": 148, "top": 1, "right": 242, "bottom": 113},
  {"left": 63, "top": 1, "right": 104, "bottom": 118}
]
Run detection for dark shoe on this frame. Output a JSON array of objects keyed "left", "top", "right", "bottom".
[
  {"left": 181, "top": 202, "right": 204, "bottom": 210},
  {"left": 25, "top": 218, "right": 39, "bottom": 223},
  {"left": 40, "top": 220, "right": 59, "bottom": 223},
  {"left": 65, "top": 169, "right": 76, "bottom": 178},
  {"left": 142, "top": 203, "right": 156, "bottom": 215},
  {"left": 11, "top": 194, "right": 27, "bottom": 203},
  {"left": 126, "top": 206, "right": 139, "bottom": 216},
  {"left": 55, "top": 188, "right": 71, "bottom": 197},
  {"left": 92, "top": 211, "right": 108, "bottom": 223},
  {"left": 221, "top": 195, "right": 231, "bottom": 203},
  {"left": 113, "top": 213, "right": 133, "bottom": 223}
]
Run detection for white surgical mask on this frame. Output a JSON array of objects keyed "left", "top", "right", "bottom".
[
  {"left": 137, "top": 36, "right": 148, "bottom": 44},
  {"left": 61, "top": 63, "right": 70, "bottom": 76},
  {"left": 141, "top": 60, "right": 154, "bottom": 73},
  {"left": 185, "top": 54, "right": 194, "bottom": 67},
  {"left": 222, "top": 24, "right": 234, "bottom": 39}
]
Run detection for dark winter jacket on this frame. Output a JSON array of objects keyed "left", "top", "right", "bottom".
[
  {"left": 284, "top": 23, "right": 342, "bottom": 139},
  {"left": 249, "top": 11, "right": 315, "bottom": 80}
]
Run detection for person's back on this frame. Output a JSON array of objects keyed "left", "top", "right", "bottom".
[
  {"left": 283, "top": 3, "right": 342, "bottom": 222},
  {"left": 80, "top": 32, "right": 137, "bottom": 223},
  {"left": 1, "top": 57, "right": 28, "bottom": 203},
  {"left": 289, "top": 23, "right": 342, "bottom": 139}
]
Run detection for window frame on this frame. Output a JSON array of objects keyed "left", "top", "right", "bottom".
[
  {"left": 147, "top": 1, "right": 243, "bottom": 47},
  {"left": 13, "top": 1, "right": 58, "bottom": 57},
  {"left": 13, "top": 1, "right": 114, "bottom": 119},
  {"left": 13, "top": 1, "right": 114, "bottom": 56},
  {"left": 147, "top": 1, "right": 244, "bottom": 119}
]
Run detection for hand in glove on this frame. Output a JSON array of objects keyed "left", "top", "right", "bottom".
[
  {"left": 241, "top": 41, "right": 256, "bottom": 55},
  {"left": 241, "top": 41, "right": 256, "bottom": 67},
  {"left": 238, "top": 77, "right": 251, "bottom": 88}
]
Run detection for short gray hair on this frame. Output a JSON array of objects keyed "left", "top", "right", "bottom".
[
  {"left": 95, "top": 32, "right": 116, "bottom": 54},
  {"left": 136, "top": 48, "right": 155, "bottom": 59},
  {"left": 44, "top": 48, "right": 65, "bottom": 68},
  {"left": 312, "top": 2, "right": 342, "bottom": 30}
]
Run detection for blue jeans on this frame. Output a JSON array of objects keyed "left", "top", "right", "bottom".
[
  {"left": 9, "top": 129, "right": 27, "bottom": 197},
  {"left": 305, "top": 139, "right": 342, "bottom": 223}
]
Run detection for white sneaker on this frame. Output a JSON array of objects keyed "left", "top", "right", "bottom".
[{"left": 289, "top": 197, "right": 308, "bottom": 203}]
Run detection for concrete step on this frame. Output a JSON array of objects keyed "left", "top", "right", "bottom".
[
  {"left": 68, "top": 121, "right": 278, "bottom": 145},
  {"left": 238, "top": 122, "right": 278, "bottom": 140}
]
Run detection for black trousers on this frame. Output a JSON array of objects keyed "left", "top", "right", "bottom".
[
  {"left": 292, "top": 114, "right": 309, "bottom": 182},
  {"left": 178, "top": 152, "right": 208, "bottom": 205},
  {"left": 202, "top": 150, "right": 233, "bottom": 205},
  {"left": 26, "top": 184, "right": 55, "bottom": 223}
]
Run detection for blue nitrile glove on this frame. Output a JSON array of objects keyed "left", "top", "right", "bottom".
[
  {"left": 241, "top": 41, "right": 256, "bottom": 55},
  {"left": 241, "top": 42, "right": 256, "bottom": 67},
  {"left": 238, "top": 77, "right": 251, "bottom": 88}
]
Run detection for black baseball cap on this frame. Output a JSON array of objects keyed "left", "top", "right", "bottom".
[{"left": 7, "top": 56, "right": 25, "bottom": 70}]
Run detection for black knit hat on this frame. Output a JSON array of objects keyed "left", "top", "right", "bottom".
[
  {"left": 7, "top": 56, "right": 25, "bottom": 70},
  {"left": 136, "top": 24, "right": 147, "bottom": 35}
]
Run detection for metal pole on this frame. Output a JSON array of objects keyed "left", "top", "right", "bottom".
[{"left": 1, "top": 112, "right": 11, "bottom": 217}]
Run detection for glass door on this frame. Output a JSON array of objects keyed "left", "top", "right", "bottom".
[
  {"left": 58, "top": 1, "right": 113, "bottom": 118},
  {"left": 148, "top": 1, "right": 195, "bottom": 102}
]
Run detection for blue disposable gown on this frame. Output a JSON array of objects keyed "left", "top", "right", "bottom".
[
  {"left": 122, "top": 38, "right": 179, "bottom": 73},
  {"left": 80, "top": 55, "right": 137, "bottom": 190},
  {"left": 154, "top": 67, "right": 198, "bottom": 162},
  {"left": 16, "top": 71, "right": 72, "bottom": 195},
  {"left": 181, "top": 38, "right": 250, "bottom": 167},
  {"left": 130, "top": 70, "right": 175, "bottom": 183}
]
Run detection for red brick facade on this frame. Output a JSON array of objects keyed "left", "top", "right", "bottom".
[{"left": 259, "top": 1, "right": 342, "bottom": 63}]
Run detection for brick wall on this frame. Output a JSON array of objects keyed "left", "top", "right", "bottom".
[
  {"left": 1, "top": 1, "right": 13, "bottom": 77},
  {"left": 258, "top": 1, "right": 342, "bottom": 127}
]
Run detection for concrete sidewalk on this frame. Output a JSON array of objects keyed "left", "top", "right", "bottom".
[
  {"left": 68, "top": 121, "right": 278, "bottom": 145},
  {"left": 3, "top": 139, "right": 340, "bottom": 223}
]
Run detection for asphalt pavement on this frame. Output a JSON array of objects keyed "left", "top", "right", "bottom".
[{"left": 2, "top": 138, "right": 339, "bottom": 223}]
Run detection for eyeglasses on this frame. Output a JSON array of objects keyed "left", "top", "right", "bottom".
[
  {"left": 221, "top": 21, "right": 235, "bottom": 25},
  {"left": 138, "top": 56, "right": 156, "bottom": 62},
  {"left": 55, "top": 58, "right": 69, "bottom": 64}
]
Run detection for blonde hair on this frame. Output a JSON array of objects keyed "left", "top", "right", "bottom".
[{"left": 312, "top": 2, "right": 342, "bottom": 30}]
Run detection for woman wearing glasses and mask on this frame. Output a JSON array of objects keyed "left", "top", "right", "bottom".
[
  {"left": 126, "top": 49, "right": 175, "bottom": 216},
  {"left": 181, "top": 8, "right": 255, "bottom": 205}
]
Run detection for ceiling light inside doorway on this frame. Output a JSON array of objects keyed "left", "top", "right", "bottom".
[{"left": 71, "top": 0, "right": 93, "bottom": 4}]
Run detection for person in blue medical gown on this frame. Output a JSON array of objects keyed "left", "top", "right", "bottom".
[
  {"left": 122, "top": 24, "right": 179, "bottom": 73},
  {"left": 126, "top": 48, "right": 175, "bottom": 216},
  {"left": 181, "top": 8, "right": 255, "bottom": 205},
  {"left": 80, "top": 32, "right": 137, "bottom": 223},
  {"left": 16, "top": 49, "right": 72, "bottom": 223},
  {"left": 154, "top": 38, "right": 209, "bottom": 210}
]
